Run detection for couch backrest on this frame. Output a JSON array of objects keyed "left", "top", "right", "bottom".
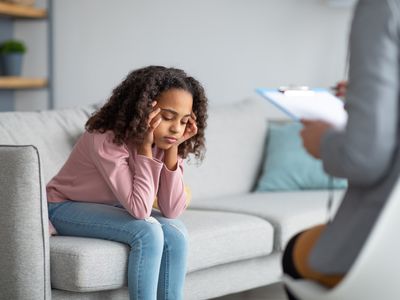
[
  {"left": 184, "top": 98, "right": 269, "bottom": 200},
  {"left": 0, "top": 98, "right": 269, "bottom": 199},
  {"left": 0, "top": 106, "right": 95, "bottom": 183}
]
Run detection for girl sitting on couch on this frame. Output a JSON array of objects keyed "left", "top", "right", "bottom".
[{"left": 46, "top": 66, "right": 208, "bottom": 300}]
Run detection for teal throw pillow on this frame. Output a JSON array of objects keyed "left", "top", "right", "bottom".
[{"left": 256, "top": 122, "right": 347, "bottom": 191}]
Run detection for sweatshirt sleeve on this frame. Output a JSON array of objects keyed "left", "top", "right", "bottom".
[
  {"left": 91, "top": 132, "right": 163, "bottom": 219},
  {"left": 156, "top": 157, "right": 187, "bottom": 218},
  {"left": 320, "top": 0, "right": 399, "bottom": 186}
]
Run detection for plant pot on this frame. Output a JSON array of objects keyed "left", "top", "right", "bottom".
[{"left": 1, "top": 53, "right": 23, "bottom": 76}]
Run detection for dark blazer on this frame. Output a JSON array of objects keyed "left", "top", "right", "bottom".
[{"left": 309, "top": 0, "right": 400, "bottom": 274}]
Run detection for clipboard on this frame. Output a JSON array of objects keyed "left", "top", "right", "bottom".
[{"left": 256, "top": 87, "right": 348, "bottom": 129}]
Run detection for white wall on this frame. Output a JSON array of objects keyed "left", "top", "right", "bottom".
[{"left": 17, "top": 0, "right": 355, "bottom": 117}]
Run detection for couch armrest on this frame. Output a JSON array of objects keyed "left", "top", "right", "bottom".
[{"left": 0, "top": 145, "right": 51, "bottom": 300}]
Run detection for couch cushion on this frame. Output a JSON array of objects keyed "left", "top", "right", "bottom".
[
  {"left": 183, "top": 98, "right": 269, "bottom": 200},
  {"left": 189, "top": 190, "right": 345, "bottom": 250},
  {"left": 0, "top": 106, "right": 96, "bottom": 183},
  {"left": 50, "top": 236, "right": 129, "bottom": 292},
  {"left": 183, "top": 210, "right": 273, "bottom": 273},
  {"left": 255, "top": 122, "right": 347, "bottom": 191},
  {"left": 50, "top": 210, "right": 273, "bottom": 292}
]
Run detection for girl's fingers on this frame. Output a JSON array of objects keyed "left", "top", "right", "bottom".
[
  {"left": 149, "top": 115, "right": 162, "bottom": 130},
  {"left": 186, "top": 118, "right": 198, "bottom": 137},
  {"left": 148, "top": 108, "right": 161, "bottom": 124},
  {"left": 153, "top": 118, "right": 162, "bottom": 130},
  {"left": 191, "top": 112, "right": 197, "bottom": 121},
  {"left": 188, "top": 119, "right": 197, "bottom": 128},
  {"left": 188, "top": 115, "right": 197, "bottom": 126},
  {"left": 189, "top": 117, "right": 197, "bottom": 130},
  {"left": 152, "top": 101, "right": 157, "bottom": 107},
  {"left": 191, "top": 122, "right": 198, "bottom": 135}
]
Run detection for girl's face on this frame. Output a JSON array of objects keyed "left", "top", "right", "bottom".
[{"left": 153, "top": 88, "right": 193, "bottom": 150}]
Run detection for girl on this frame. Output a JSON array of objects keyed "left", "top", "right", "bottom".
[{"left": 47, "top": 66, "right": 208, "bottom": 300}]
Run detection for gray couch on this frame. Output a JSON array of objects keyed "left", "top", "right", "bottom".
[{"left": 0, "top": 98, "right": 343, "bottom": 300}]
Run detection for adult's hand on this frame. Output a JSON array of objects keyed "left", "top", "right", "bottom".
[
  {"left": 300, "top": 120, "right": 332, "bottom": 159},
  {"left": 334, "top": 80, "right": 348, "bottom": 98}
]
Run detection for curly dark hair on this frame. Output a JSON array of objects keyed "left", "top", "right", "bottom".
[{"left": 86, "top": 66, "right": 208, "bottom": 160}]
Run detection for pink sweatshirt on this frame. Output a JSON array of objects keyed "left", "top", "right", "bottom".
[{"left": 47, "top": 130, "right": 187, "bottom": 219}]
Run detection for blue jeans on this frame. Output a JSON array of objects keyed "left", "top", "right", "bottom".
[{"left": 48, "top": 201, "right": 188, "bottom": 300}]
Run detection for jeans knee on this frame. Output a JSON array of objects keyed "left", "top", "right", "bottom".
[
  {"left": 125, "top": 218, "right": 164, "bottom": 255},
  {"left": 162, "top": 219, "right": 188, "bottom": 253}
]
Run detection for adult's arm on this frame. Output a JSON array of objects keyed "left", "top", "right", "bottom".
[{"left": 321, "top": 0, "right": 400, "bottom": 186}]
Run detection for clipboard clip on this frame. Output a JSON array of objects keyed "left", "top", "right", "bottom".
[{"left": 278, "top": 85, "right": 315, "bottom": 96}]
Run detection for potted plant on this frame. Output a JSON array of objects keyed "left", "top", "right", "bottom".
[{"left": 0, "top": 39, "right": 27, "bottom": 76}]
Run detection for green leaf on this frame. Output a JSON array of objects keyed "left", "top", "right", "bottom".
[{"left": 0, "top": 40, "right": 27, "bottom": 54}]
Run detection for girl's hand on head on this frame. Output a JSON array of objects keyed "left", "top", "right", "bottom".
[
  {"left": 142, "top": 101, "right": 161, "bottom": 147},
  {"left": 177, "top": 112, "right": 198, "bottom": 146}
]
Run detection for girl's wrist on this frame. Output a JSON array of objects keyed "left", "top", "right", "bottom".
[
  {"left": 167, "top": 144, "right": 179, "bottom": 152},
  {"left": 164, "top": 145, "right": 179, "bottom": 170},
  {"left": 137, "top": 144, "right": 153, "bottom": 158}
]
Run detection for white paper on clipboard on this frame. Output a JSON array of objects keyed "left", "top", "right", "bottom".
[{"left": 256, "top": 88, "right": 348, "bottom": 129}]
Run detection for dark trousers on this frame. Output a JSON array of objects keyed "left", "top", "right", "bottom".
[{"left": 282, "top": 233, "right": 302, "bottom": 300}]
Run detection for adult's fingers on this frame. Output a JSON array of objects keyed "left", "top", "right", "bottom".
[{"left": 300, "top": 119, "right": 313, "bottom": 126}]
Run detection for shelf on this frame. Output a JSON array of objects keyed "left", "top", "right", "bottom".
[
  {"left": 0, "top": 2, "right": 46, "bottom": 18},
  {"left": 0, "top": 76, "right": 47, "bottom": 89}
]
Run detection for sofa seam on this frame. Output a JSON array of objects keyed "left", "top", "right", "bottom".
[
  {"left": 57, "top": 282, "right": 124, "bottom": 292},
  {"left": 50, "top": 251, "right": 126, "bottom": 257},
  {"left": 33, "top": 145, "right": 49, "bottom": 300}
]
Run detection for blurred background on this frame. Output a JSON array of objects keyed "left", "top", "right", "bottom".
[{"left": 0, "top": 0, "right": 355, "bottom": 116}]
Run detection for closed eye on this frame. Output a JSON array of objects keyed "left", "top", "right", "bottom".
[
  {"left": 161, "top": 114, "right": 174, "bottom": 121},
  {"left": 159, "top": 108, "right": 191, "bottom": 124}
]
